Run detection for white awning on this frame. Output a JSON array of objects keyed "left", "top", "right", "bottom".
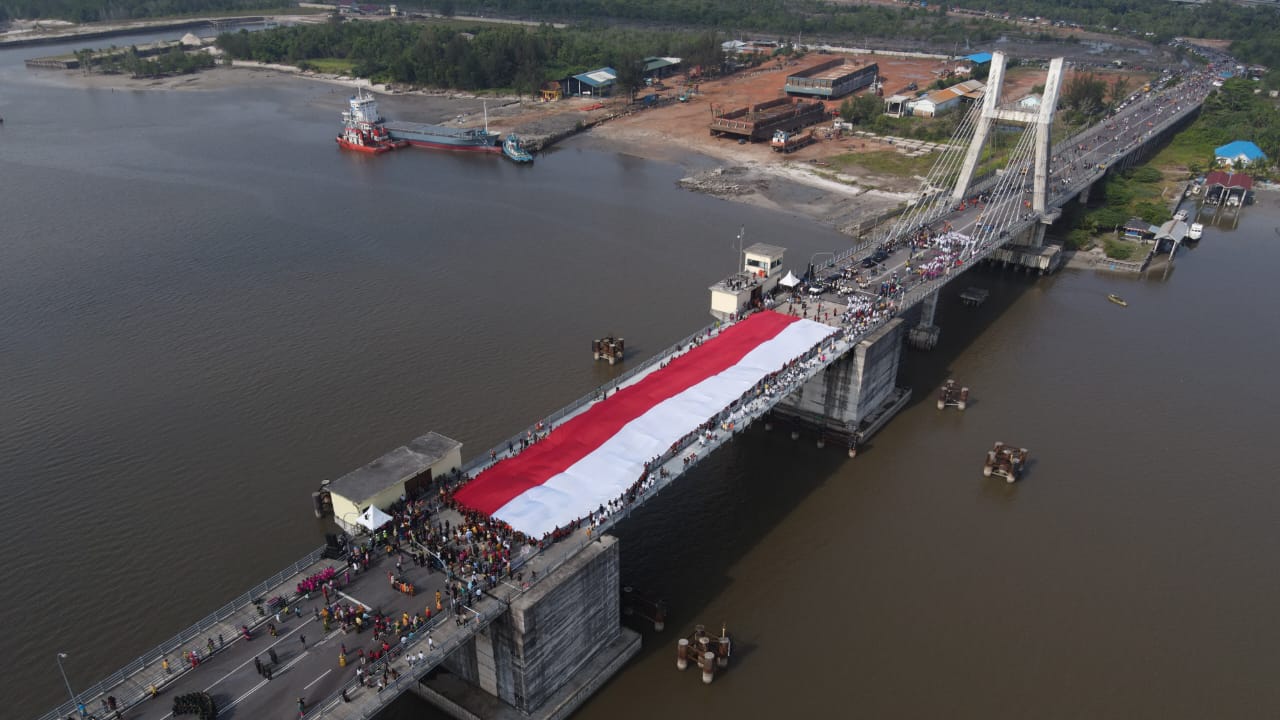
[
  {"left": 780, "top": 271, "right": 801, "bottom": 288},
  {"left": 356, "top": 505, "right": 393, "bottom": 531}
]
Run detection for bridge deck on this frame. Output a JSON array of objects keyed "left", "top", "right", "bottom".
[{"left": 44, "top": 67, "right": 1215, "bottom": 720}]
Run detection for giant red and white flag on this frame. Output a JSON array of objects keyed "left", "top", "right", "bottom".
[{"left": 454, "top": 310, "right": 834, "bottom": 537}]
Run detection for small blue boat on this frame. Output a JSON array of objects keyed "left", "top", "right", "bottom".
[{"left": 502, "top": 133, "right": 534, "bottom": 163}]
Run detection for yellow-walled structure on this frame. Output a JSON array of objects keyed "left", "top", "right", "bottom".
[{"left": 326, "top": 432, "right": 462, "bottom": 533}]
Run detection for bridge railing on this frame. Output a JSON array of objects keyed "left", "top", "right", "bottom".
[{"left": 35, "top": 545, "right": 333, "bottom": 720}]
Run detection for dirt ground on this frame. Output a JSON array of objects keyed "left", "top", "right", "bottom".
[{"left": 38, "top": 45, "right": 1161, "bottom": 240}]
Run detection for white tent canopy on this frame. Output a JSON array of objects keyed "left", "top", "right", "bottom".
[
  {"left": 780, "top": 270, "right": 801, "bottom": 288},
  {"left": 355, "top": 504, "right": 393, "bottom": 531}
]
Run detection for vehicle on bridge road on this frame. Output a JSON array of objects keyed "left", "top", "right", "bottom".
[{"left": 861, "top": 248, "right": 890, "bottom": 268}]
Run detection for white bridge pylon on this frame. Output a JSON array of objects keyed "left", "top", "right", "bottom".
[{"left": 951, "top": 52, "right": 1065, "bottom": 214}]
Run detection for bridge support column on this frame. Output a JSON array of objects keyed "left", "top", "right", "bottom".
[
  {"left": 907, "top": 291, "right": 941, "bottom": 350},
  {"left": 773, "top": 319, "right": 910, "bottom": 445},
  {"left": 1022, "top": 222, "right": 1047, "bottom": 248},
  {"left": 1078, "top": 181, "right": 1093, "bottom": 205},
  {"left": 421, "top": 535, "right": 641, "bottom": 720}
]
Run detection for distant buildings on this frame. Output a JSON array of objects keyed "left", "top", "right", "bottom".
[
  {"left": 1214, "top": 140, "right": 1266, "bottom": 169},
  {"left": 568, "top": 67, "right": 617, "bottom": 97},
  {"left": 642, "top": 56, "right": 682, "bottom": 81},
  {"left": 1017, "top": 93, "right": 1042, "bottom": 109},
  {"left": 908, "top": 79, "right": 985, "bottom": 117}
]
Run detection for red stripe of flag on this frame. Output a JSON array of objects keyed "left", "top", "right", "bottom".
[{"left": 454, "top": 311, "right": 801, "bottom": 515}]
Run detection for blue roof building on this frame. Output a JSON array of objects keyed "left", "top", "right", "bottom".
[
  {"left": 568, "top": 67, "right": 618, "bottom": 97},
  {"left": 965, "top": 52, "right": 993, "bottom": 65},
  {"left": 1215, "top": 140, "right": 1267, "bottom": 168}
]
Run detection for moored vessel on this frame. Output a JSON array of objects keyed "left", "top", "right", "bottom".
[
  {"left": 502, "top": 133, "right": 534, "bottom": 163},
  {"left": 1188, "top": 222, "right": 1203, "bottom": 240},
  {"left": 385, "top": 121, "right": 501, "bottom": 152},
  {"left": 336, "top": 125, "right": 392, "bottom": 154},
  {"left": 385, "top": 101, "right": 500, "bottom": 152},
  {"left": 336, "top": 89, "right": 407, "bottom": 154}
]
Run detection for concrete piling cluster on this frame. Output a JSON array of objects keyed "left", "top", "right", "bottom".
[{"left": 676, "top": 624, "right": 731, "bottom": 684}]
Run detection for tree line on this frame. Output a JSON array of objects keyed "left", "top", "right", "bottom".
[
  {"left": 0, "top": 0, "right": 289, "bottom": 24},
  {"left": 216, "top": 19, "right": 724, "bottom": 95},
  {"left": 939, "top": 0, "right": 1280, "bottom": 66},
  {"left": 85, "top": 43, "right": 216, "bottom": 76}
]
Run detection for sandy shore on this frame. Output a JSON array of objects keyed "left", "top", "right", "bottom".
[{"left": 30, "top": 61, "right": 910, "bottom": 236}]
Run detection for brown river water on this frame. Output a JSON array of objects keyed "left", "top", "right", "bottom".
[{"left": 3, "top": 29, "right": 1280, "bottom": 720}]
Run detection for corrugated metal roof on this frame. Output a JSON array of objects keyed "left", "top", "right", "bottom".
[
  {"left": 643, "top": 56, "right": 681, "bottom": 72},
  {"left": 1214, "top": 140, "right": 1265, "bottom": 161},
  {"left": 920, "top": 88, "right": 960, "bottom": 105},
  {"left": 1205, "top": 171, "right": 1254, "bottom": 189},
  {"left": 572, "top": 67, "right": 618, "bottom": 87}
]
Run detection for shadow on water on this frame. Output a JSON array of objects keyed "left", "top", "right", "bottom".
[
  {"left": 900, "top": 263, "right": 1043, "bottom": 409},
  {"left": 608, "top": 427, "right": 849, "bottom": 664},
  {"left": 603, "top": 264, "right": 1052, "bottom": 656}
]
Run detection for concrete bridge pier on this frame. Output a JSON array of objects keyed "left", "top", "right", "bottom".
[
  {"left": 1078, "top": 181, "right": 1093, "bottom": 205},
  {"left": 907, "top": 292, "right": 941, "bottom": 350},
  {"left": 773, "top": 318, "right": 910, "bottom": 446},
  {"left": 413, "top": 535, "right": 641, "bottom": 720}
]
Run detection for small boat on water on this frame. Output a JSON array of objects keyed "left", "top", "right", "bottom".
[
  {"left": 1188, "top": 222, "right": 1203, "bottom": 240},
  {"left": 1107, "top": 293, "right": 1128, "bottom": 307},
  {"left": 1174, "top": 209, "right": 1188, "bottom": 221},
  {"left": 502, "top": 133, "right": 534, "bottom": 163}
]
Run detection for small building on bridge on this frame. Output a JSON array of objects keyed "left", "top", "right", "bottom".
[
  {"left": 1214, "top": 140, "right": 1266, "bottom": 169},
  {"left": 710, "top": 243, "right": 787, "bottom": 322},
  {"left": 324, "top": 432, "right": 462, "bottom": 533}
]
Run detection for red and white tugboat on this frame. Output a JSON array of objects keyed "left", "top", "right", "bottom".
[
  {"left": 335, "top": 89, "right": 407, "bottom": 154},
  {"left": 337, "top": 124, "right": 392, "bottom": 154}
]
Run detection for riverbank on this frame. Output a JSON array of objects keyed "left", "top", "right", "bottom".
[
  {"left": 31, "top": 59, "right": 910, "bottom": 237},
  {"left": 0, "top": 13, "right": 326, "bottom": 48}
]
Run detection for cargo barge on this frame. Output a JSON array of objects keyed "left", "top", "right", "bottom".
[
  {"left": 709, "top": 96, "right": 826, "bottom": 142},
  {"left": 384, "top": 121, "right": 501, "bottom": 152}
]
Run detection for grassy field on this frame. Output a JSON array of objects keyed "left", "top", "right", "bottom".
[
  {"left": 301, "top": 57, "right": 357, "bottom": 74},
  {"left": 830, "top": 150, "right": 937, "bottom": 177}
]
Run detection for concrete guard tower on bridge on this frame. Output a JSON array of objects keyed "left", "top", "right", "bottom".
[{"left": 910, "top": 51, "right": 1065, "bottom": 350}]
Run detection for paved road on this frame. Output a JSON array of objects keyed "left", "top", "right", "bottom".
[
  {"left": 112, "top": 548, "right": 455, "bottom": 720},
  {"left": 798, "top": 66, "right": 1218, "bottom": 307}
]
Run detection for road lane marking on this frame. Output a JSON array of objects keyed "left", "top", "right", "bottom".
[
  {"left": 337, "top": 589, "right": 369, "bottom": 608},
  {"left": 304, "top": 669, "right": 332, "bottom": 690},
  {"left": 221, "top": 678, "right": 269, "bottom": 712}
]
